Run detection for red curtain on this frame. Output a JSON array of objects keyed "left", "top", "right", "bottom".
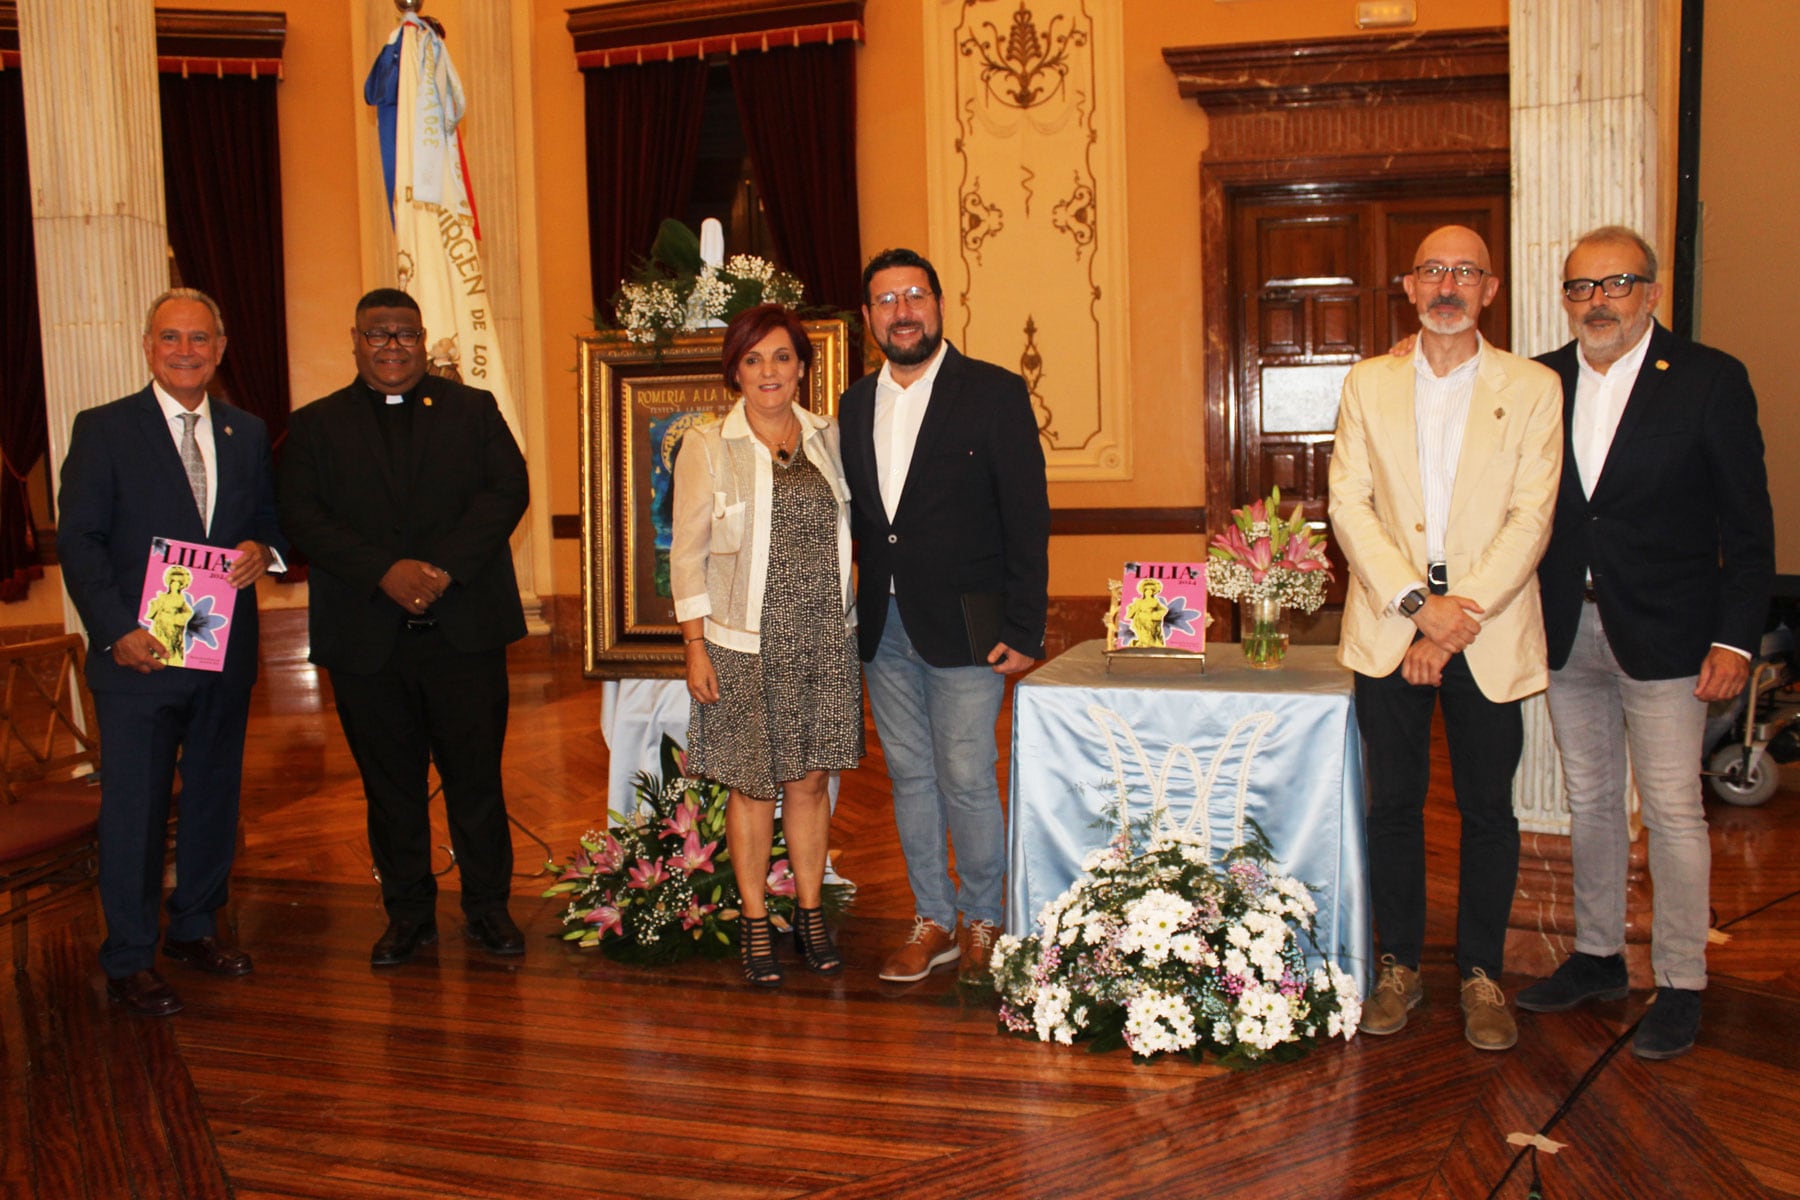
[
  {"left": 0, "top": 71, "right": 46, "bottom": 602},
  {"left": 159, "top": 74, "right": 292, "bottom": 448},
  {"left": 583, "top": 60, "right": 710, "bottom": 319},
  {"left": 728, "top": 42, "right": 864, "bottom": 320}
]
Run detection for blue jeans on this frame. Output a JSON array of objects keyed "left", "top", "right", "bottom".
[{"left": 864, "top": 596, "right": 1007, "bottom": 928}]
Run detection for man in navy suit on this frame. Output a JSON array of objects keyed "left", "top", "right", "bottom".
[
  {"left": 58, "top": 289, "right": 285, "bottom": 1016},
  {"left": 1518, "top": 226, "right": 1775, "bottom": 1059},
  {"left": 279, "top": 289, "right": 529, "bottom": 968},
  {"left": 838, "top": 249, "right": 1050, "bottom": 984}
]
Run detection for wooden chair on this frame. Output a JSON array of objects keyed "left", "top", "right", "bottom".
[{"left": 0, "top": 633, "right": 104, "bottom": 973}]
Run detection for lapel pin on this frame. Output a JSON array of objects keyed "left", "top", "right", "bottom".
[
  {"left": 223, "top": 425, "right": 233, "bottom": 436},
  {"left": 1655, "top": 359, "right": 1669, "bottom": 371},
  {"left": 423, "top": 397, "right": 433, "bottom": 407},
  {"left": 1494, "top": 407, "right": 1504, "bottom": 420}
]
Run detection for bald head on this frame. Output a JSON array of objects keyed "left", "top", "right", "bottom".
[{"left": 1403, "top": 224, "right": 1501, "bottom": 342}]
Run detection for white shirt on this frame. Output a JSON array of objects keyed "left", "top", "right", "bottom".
[
  {"left": 1412, "top": 337, "right": 1481, "bottom": 567},
  {"left": 153, "top": 382, "right": 217, "bottom": 533},
  {"left": 872, "top": 339, "right": 950, "bottom": 523},
  {"left": 1571, "top": 321, "right": 1654, "bottom": 498}
]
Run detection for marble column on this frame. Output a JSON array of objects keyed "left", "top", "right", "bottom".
[
  {"left": 1507, "top": 0, "right": 1667, "bottom": 984},
  {"left": 18, "top": 0, "right": 169, "bottom": 640}
]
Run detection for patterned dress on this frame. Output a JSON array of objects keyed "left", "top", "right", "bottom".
[{"left": 687, "top": 451, "right": 864, "bottom": 799}]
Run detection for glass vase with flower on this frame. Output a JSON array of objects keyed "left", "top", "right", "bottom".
[{"left": 1204, "top": 487, "right": 1333, "bottom": 668}]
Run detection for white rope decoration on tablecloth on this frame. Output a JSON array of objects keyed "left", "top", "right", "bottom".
[{"left": 1085, "top": 703, "right": 1279, "bottom": 857}]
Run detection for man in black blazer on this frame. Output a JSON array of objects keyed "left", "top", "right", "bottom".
[
  {"left": 839, "top": 249, "right": 1050, "bottom": 984},
  {"left": 59, "top": 289, "right": 285, "bottom": 1016},
  {"left": 279, "top": 288, "right": 529, "bottom": 967},
  {"left": 1518, "top": 226, "right": 1775, "bottom": 1060}
]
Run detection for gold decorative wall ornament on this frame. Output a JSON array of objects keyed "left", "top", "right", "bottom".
[{"left": 924, "top": 0, "right": 1131, "bottom": 480}]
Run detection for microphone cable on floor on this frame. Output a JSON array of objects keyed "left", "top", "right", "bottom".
[{"left": 1484, "top": 883, "right": 1800, "bottom": 1199}]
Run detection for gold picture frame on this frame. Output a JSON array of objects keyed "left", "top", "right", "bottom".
[{"left": 578, "top": 319, "right": 849, "bottom": 678}]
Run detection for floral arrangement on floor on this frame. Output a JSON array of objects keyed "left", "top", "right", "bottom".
[
  {"left": 990, "top": 818, "right": 1362, "bottom": 1067},
  {"left": 544, "top": 735, "right": 850, "bottom": 964},
  {"left": 609, "top": 219, "right": 805, "bottom": 346}
]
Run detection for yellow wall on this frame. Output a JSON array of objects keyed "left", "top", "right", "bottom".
[
  {"left": 1698, "top": 0, "right": 1799, "bottom": 575},
  {"left": 156, "top": 0, "right": 364, "bottom": 408}
]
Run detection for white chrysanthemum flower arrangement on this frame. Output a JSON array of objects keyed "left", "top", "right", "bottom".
[{"left": 991, "top": 817, "right": 1362, "bottom": 1067}]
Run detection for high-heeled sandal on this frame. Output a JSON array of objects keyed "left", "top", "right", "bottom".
[
  {"left": 792, "top": 905, "right": 843, "bottom": 975},
  {"left": 739, "top": 914, "right": 783, "bottom": 988}
]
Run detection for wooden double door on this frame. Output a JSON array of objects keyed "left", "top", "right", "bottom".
[{"left": 1226, "top": 184, "right": 1509, "bottom": 642}]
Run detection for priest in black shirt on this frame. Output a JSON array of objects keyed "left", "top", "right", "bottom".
[{"left": 279, "top": 288, "right": 530, "bottom": 966}]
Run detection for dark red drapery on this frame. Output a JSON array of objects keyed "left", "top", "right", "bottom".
[
  {"left": 728, "top": 41, "right": 864, "bottom": 319},
  {"left": 0, "top": 71, "right": 47, "bottom": 602},
  {"left": 583, "top": 60, "right": 710, "bottom": 319},
  {"left": 159, "top": 73, "right": 292, "bottom": 448}
]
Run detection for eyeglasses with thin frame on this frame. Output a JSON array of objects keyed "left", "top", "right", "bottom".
[
  {"left": 1561, "top": 273, "right": 1650, "bottom": 302},
  {"left": 869, "top": 285, "right": 935, "bottom": 311},
  {"left": 1412, "top": 263, "right": 1491, "bottom": 287},
  {"left": 358, "top": 327, "right": 425, "bottom": 349}
]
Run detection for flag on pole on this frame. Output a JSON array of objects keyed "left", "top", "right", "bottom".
[{"left": 363, "top": 15, "right": 521, "bottom": 443}]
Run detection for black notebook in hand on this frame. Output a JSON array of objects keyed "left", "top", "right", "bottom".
[{"left": 960, "top": 592, "right": 1005, "bottom": 665}]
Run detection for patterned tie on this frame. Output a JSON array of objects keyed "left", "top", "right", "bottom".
[{"left": 178, "top": 411, "right": 207, "bottom": 523}]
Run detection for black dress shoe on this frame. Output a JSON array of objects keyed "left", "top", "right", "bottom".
[
  {"left": 164, "top": 936, "right": 254, "bottom": 977},
  {"left": 107, "top": 968, "right": 183, "bottom": 1017},
  {"left": 464, "top": 911, "right": 525, "bottom": 956},
  {"left": 1633, "top": 987, "right": 1702, "bottom": 1060},
  {"left": 371, "top": 917, "right": 438, "bottom": 966}
]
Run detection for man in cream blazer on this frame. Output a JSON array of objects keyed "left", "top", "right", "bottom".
[{"left": 1329, "top": 225, "right": 1562, "bottom": 1052}]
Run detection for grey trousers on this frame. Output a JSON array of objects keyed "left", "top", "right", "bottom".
[{"left": 1545, "top": 603, "right": 1711, "bottom": 990}]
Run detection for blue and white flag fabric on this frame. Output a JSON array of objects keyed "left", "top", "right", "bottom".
[{"left": 363, "top": 14, "right": 520, "bottom": 442}]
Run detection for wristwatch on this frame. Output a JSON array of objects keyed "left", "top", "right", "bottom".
[{"left": 1399, "top": 589, "right": 1428, "bottom": 618}]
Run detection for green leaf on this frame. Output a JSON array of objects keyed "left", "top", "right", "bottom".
[{"left": 648, "top": 219, "right": 703, "bottom": 277}]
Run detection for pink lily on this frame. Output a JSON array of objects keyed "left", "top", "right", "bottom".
[
  {"left": 680, "top": 898, "right": 717, "bottom": 930},
  {"left": 582, "top": 904, "right": 624, "bottom": 937},
  {"left": 1280, "top": 536, "right": 1333, "bottom": 576},
  {"left": 591, "top": 832, "right": 626, "bottom": 874},
  {"left": 766, "top": 858, "right": 797, "bottom": 897},
  {"left": 661, "top": 795, "right": 703, "bottom": 839},
  {"left": 626, "top": 857, "right": 669, "bottom": 890},
  {"left": 672, "top": 830, "right": 718, "bottom": 875}
]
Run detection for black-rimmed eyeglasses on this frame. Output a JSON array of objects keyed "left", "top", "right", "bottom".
[
  {"left": 1413, "top": 263, "right": 1490, "bottom": 286},
  {"left": 1561, "top": 274, "right": 1650, "bottom": 302},
  {"left": 358, "top": 328, "right": 425, "bottom": 348}
]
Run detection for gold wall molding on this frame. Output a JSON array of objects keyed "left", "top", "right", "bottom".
[{"left": 923, "top": 0, "right": 1131, "bottom": 481}]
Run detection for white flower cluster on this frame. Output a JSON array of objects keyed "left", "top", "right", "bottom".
[
  {"left": 1204, "top": 560, "right": 1330, "bottom": 612},
  {"left": 1125, "top": 990, "right": 1198, "bottom": 1055},
  {"left": 991, "top": 827, "right": 1363, "bottom": 1066},
  {"left": 617, "top": 281, "right": 683, "bottom": 344},
  {"left": 615, "top": 254, "right": 805, "bottom": 342}
]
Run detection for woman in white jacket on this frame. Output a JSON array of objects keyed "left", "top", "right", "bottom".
[{"left": 671, "top": 304, "right": 862, "bottom": 987}]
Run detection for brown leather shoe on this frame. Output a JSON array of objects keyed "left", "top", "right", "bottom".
[
  {"left": 878, "top": 916, "right": 959, "bottom": 982},
  {"left": 164, "top": 936, "right": 254, "bottom": 977},
  {"left": 106, "top": 968, "right": 183, "bottom": 1017},
  {"left": 1461, "top": 969, "right": 1518, "bottom": 1051},
  {"left": 1359, "top": 954, "right": 1423, "bottom": 1036},
  {"left": 959, "top": 919, "right": 998, "bottom": 982}
]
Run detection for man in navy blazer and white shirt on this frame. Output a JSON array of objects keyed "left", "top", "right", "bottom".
[
  {"left": 838, "top": 249, "right": 1050, "bottom": 984},
  {"left": 58, "top": 288, "right": 285, "bottom": 1017},
  {"left": 1518, "top": 226, "right": 1775, "bottom": 1060}
]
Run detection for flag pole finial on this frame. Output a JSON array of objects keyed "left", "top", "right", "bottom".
[{"left": 395, "top": 0, "right": 422, "bottom": 13}]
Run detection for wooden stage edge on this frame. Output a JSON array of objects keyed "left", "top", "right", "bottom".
[{"left": 3, "top": 617, "right": 1798, "bottom": 1199}]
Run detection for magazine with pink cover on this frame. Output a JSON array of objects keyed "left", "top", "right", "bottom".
[
  {"left": 1115, "top": 561, "right": 1207, "bottom": 652},
  {"left": 137, "top": 537, "right": 238, "bottom": 672}
]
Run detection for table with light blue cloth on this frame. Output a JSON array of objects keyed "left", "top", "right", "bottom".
[{"left": 1006, "top": 640, "right": 1371, "bottom": 992}]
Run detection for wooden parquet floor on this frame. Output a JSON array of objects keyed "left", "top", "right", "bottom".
[{"left": 5, "top": 610, "right": 1800, "bottom": 1199}]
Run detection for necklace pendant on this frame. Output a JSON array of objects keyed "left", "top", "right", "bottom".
[{"left": 776, "top": 446, "right": 791, "bottom": 463}]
